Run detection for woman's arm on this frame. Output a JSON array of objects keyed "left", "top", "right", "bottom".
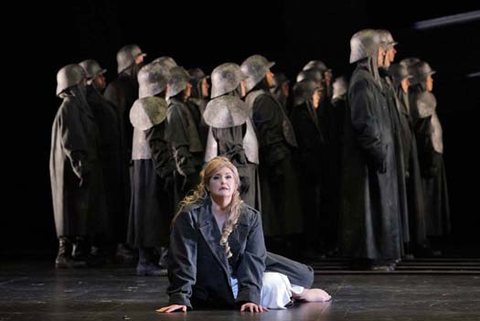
[
  {"left": 162, "top": 212, "right": 198, "bottom": 311},
  {"left": 235, "top": 211, "right": 267, "bottom": 307}
]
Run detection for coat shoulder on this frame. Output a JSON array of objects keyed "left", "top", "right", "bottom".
[{"left": 238, "top": 203, "right": 261, "bottom": 225}]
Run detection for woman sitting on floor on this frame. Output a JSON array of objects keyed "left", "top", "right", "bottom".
[{"left": 157, "top": 157, "right": 331, "bottom": 313}]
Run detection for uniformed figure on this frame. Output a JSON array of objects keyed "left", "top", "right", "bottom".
[
  {"left": 50, "top": 64, "right": 106, "bottom": 268},
  {"left": 290, "top": 80, "right": 325, "bottom": 257},
  {"left": 376, "top": 30, "right": 410, "bottom": 255},
  {"left": 79, "top": 59, "right": 122, "bottom": 259},
  {"left": 129, "top": 93, "right": 172, "bottom": 276},
  {"left": 166, "top": 66, "right": 204, "bottom": 207},
  {"left": 409, "top": 61, "right": 450, "bottom": 238},
  {"left": 390, "top": 62, "right": 432, "bottom": 256},
  {"left": 104, "top": 44, "right": 146, "bottom": 156},
  {"left": 339, "top": 29, "right": 402, "bottom": 270},
  {"left": 103, "top": 44, "right": 146, "bottom": 262},
  {"left": 302, "top": 60, "right": 333, "bottom": 99},
  {"left": 299, "top": 62, "right": 340, "bottom": 253},
  {"left": 203, "top": 62, "right": 261, "bottom": 209},
  {"left": 241, "top": 55, "right": 302, "bottom": 241},
  {"left": 156, "top": 157, "right": 330, "bottom": 313}
]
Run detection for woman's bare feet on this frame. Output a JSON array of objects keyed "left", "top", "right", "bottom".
[{"left": 293, "top": 288, "right": 332, "bottom": 302}]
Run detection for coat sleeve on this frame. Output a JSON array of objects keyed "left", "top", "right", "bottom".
[
  {"left": 145, "top": 123, "right": 176, "bottom": 178},
  {"left": 167, "top": 211, "right": 198, "bottom": 309},
  {"left": 349, "top": 79, "right": 387, "bottom": 172},
  {"left": 167, "top": 105, "right": 196, "bottom": 176},
  {"left": 235, "top": 211, "right": 267, "bottom": 306},
  {"left": 252, "top": 95, "right": 290, "bottom": 165},
  {"left": 59, "top": 101, "right": 89, "bottom": 179}
]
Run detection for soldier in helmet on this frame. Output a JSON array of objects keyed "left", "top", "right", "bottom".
[
  {"left": 50, "top": 64, "right": 106, "bottom": 268},
  {"left": 79, "top": 59, "right": 122, "bottom": 261},
  {"left": 104, "top": 44, "right": 146, "bottom": 154},
  {"left": 203, "top": 62, "right": 260, "bottom": 209},
  {"left": 302, "top": 60, "right": 333, "bottom": 99},
  {"left": 297, "top": 63, "right": 339, "bottom": 256},
  {"left": 166, "top": 66, "right": 204, "bottom": 207},
  {"left": 241, "top": 54, "right": 302, "bottom": 250},
  {"left": 390, "top": 62, "right": 438, "bottom": 258},
  {"left": 129, "top": 79, "right": 173, "bottom": 276},
  {"left": 376, "top": 30, "right": 410, "bottom": 258},
  {"left": 339, "top": 29, "right": 402, "bottom": 271},
  {"left": 103, "top": 44, "right": 146, "bottom": 262},
  {"left": 187, "top": 68, "right": 210, "bottom": 149},
  {"left": 409, "top": 60, "right": 450, "bottom": 240},
  {"left": 290, "top": 79, "right": 325, "bottom": 258}
]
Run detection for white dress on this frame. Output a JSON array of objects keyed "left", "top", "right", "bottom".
[{"left": 230, "top": 272, "right": 304, "bottom": 309}]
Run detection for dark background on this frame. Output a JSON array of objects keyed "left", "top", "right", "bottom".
[{"left": 3, "top": 1, "right": 479, "bottom": 254}]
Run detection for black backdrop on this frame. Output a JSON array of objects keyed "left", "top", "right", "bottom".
[{"left": 3, "top": 1, "right": 479, "bottom": 253}]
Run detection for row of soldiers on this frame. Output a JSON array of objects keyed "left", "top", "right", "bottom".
[{"left": 49, "top": 28, "right": 450, "bottom": 273}]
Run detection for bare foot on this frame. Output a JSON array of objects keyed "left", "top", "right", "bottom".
[{"left": 294, "top": 288, "right": 332, "bottom": 302}]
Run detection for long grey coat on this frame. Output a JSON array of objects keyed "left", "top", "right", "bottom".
[
  {"left": 167, "top": 198, "right": 314, "bottom": 309},
  {"left": 49, "top": 95, "right": 106, "bottom": 237},
  {"left": 339, "top": 65, "right": 402, "bottom": 261}
]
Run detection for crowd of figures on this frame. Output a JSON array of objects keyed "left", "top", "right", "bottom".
[{"left": 50, "top": 28, "right": 450, "bottom": 274}]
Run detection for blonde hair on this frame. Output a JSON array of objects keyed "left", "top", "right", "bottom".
[{"left": 174, "top": 156, "right": 244, "bottom": 258}]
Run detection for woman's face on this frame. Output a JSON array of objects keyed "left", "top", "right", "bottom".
[{"left": 208, "top": 166, "right": 236, "bottom": 199}]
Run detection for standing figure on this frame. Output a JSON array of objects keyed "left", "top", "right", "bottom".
[
  {"left": 103, "top": 44, "right": 146, "bottom": 262},
  {"left": 340, "top": 29, "right": 402, "bottom": 270},
  {"left": 203, "top": 62, "right": 260, "bottom": 209},
  {"left": 241, "top": 55, "right": 302, "bottom": 244},
  {"left": 129, "top": 95, "right": 171, "bottom": 276},
  {"left": 290, "top": 79, "right": 325, "bottom": 258},
  {"left": 166, "top": 66, "right": 204, "bottom": 207},
  {"left": 409, "top": 61, "right": 450, "bottom": 238},
  {"left": 376, "top": 30, "right": 410, "bottom": 255},
  {"left": 50, "top": 64, "right": 105, "bottom": 268}
]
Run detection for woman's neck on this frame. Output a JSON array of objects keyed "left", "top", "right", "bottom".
[{"left": 210, "top": 195, "right": 232, "bottom": 214}]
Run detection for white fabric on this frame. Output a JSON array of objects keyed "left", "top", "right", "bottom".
[
  {"left": 230, "top": 276, "right": 239, "bottom": 299},
  {"left": 260, "top": 272, "right": 304, "bottom": 309},
  {"left": 230, "top": 272, "right": 304, "bottom": 309}
]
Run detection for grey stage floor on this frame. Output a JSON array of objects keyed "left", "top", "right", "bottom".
[{"left": 1, "top": 259, "right": 480, "bottom": 321}]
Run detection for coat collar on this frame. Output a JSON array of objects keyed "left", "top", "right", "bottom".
[{"left": 197, "top": 198, "right": 231, "bottom": 277}]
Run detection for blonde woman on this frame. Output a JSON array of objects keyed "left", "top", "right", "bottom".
[{"left": 157, "top": 157, "right": 330, "bottom": 313}]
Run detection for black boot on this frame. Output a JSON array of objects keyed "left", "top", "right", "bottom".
[
  {"left": 72, "top": 236, "right": 89, "bottom": 261},
  {"left": 55, "top": 236, "right": 87, "bottom": 269},
  {"left": 116, "top": 243, "right": 138, "bottom": 264},
  {"left": 136, "top": 248, "right": 167, "bottom": 276},
  {"left": 88, "top": 245, "right": 107, "bottom": 266}
]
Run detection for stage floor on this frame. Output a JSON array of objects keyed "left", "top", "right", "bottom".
[{"left": 1, "top": 259, "right": 479, "bottom": 321}]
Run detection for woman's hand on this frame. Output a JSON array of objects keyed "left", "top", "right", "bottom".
[
  {"left": 156, "top": 304, "right": 187, "bottom": 313},
  {"left": 240, "top": 302, "right": 268, "bottom": 313}
]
